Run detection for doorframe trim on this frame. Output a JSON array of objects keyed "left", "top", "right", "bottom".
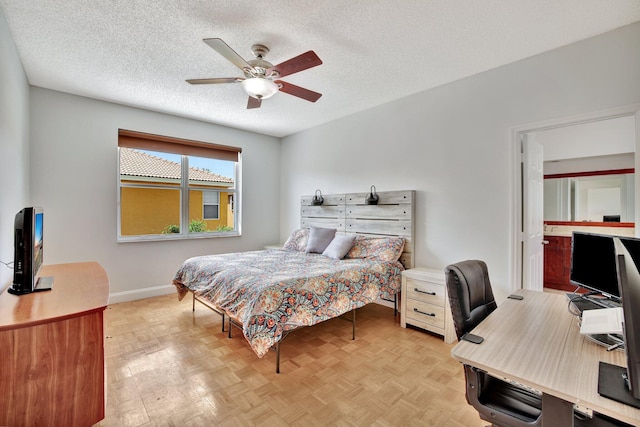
[{"left": 510, "top": 103, "right": 640, "bottom": 291}]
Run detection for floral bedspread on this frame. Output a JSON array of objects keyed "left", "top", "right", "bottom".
[{"left": 172, "top": 249, "right": 403, "bottom": 357}]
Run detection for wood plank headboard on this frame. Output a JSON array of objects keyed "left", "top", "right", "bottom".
[{"left": 300, "top": 190, "right": 415, "bottom": 269}]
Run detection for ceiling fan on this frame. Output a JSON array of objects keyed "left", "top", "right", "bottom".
[{"left": 187, "top": 38, "right": 323, "bottom": 109}]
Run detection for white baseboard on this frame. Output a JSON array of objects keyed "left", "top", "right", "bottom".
[{"left": 109, "top": 284, "right": 175, "bottom": 304}]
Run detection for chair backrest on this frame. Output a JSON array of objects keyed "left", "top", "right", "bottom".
[{"left": 444, "top": 260, "right": 498, "bottom": 339}]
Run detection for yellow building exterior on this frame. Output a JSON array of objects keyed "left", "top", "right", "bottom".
[{"left": 119, "top": 185, "right": 234, "bottom": 236}]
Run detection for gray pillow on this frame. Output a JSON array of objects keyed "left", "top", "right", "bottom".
[
  {"left": 306, "top": 227, "right": 336, "bottom": 254},
  {"left": 322, "top": 234, "right": 356, "bottom": 260}
]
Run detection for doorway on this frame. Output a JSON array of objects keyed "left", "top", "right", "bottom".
[{"left": 512, "top": 106, "right": 640, "bottom": 291}]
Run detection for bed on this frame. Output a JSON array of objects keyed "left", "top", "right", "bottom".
[{"left": 173, "top": 189, "right": 415, "bottom": 372}]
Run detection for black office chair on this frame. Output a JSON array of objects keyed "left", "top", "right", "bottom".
[{"left": 445, "top": 260, "right": 542, "bottom": 427}]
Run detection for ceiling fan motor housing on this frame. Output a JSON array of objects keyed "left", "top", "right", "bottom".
[{"left": 246, "top": 44, "right": 277, "bottom": 78}]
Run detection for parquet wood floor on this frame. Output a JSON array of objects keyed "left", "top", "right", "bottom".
[{"left": 98, "top": 294, "right": 485, "bottom": 426}]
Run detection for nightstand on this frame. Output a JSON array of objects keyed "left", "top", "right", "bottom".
[{"left": 401, "top": 268, "right": 456, "bottom": 344}]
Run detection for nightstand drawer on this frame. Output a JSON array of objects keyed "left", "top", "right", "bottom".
[
  {"left": 405, "top": 278, "right": 445, "bottom": 306},
  {"left": 405, "top": 299, "right": 445, "bottom": 328}
]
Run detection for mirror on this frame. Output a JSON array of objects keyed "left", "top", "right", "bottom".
[{"left": 544, "top": 172, "right": 634, "bottom": 223}]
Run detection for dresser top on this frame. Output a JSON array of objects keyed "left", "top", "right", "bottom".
[
  {"left": 402, "top": 267, "right": 445, "bottom": 282},
  {"left": 0, "top": 262, "right": 110, "bottom": 330}
]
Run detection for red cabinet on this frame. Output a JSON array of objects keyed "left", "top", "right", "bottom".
[{"left": 543, "top": 235, "right": 573, "bottom": 291}]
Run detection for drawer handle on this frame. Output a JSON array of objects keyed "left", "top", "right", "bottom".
[
  {"left": 414, "top": 288, "right": 436, "bottom": 296},
  {"left": 413, "top": 308, "right": 435, "bottom": 317}
]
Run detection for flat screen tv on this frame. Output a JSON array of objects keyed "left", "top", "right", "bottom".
[
  {"left": 569, "top": 232, "right": 620, "bottom": 301},
  {"left": 597, "top": 237, "right": 640, "bottom": 407},
  {"left": 8, "top": 207, "right": 52, "bottom": 295}
]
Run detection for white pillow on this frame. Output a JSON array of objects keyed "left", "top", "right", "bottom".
[
  {"left": 305, "top": 227, "right": 336, "bottom": 254},
  {"left": 322, "top": 234, "right": 357, "bottom": 260}
]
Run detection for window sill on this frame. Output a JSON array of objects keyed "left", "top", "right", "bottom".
[{"left": 117, "top": 231, "right": 240, "bottom": 243}]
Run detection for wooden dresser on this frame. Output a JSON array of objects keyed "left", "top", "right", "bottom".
[
  {"left": 400, "top": 267, "right": 456, "bottom": 344},
  {"left": 0, "top": 262, "right": 109, "bottom": 427}
]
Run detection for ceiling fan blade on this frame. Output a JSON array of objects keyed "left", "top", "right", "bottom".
[
  {"left": 268, "top": 51, "right": 322, "bottom": 78},
  {"left": 186, "top": 77, "right": 242, "bottom": 85},
  {"left": 276, "top": 81, "right": 322, "bottom": 102},
  {"left": 204, "top": 38, "right": 254, "bottom": 72},
  {"left": 247, "top": 96, "right": 262, "bottom": 109}
]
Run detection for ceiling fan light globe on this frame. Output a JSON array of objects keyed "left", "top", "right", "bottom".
[{"left": 242, "top": 78, "right": 278, "bottom": 100}]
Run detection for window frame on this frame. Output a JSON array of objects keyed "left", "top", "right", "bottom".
[{"left": 117, "top": 129, "right": 242, "bottom": 242}]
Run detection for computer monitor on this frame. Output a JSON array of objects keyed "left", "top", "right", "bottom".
[
  {"left": 597, "top": 237, "right": 640, "bottom": 407},
  {"left": 570, "top": 232, "right": 620, "bottom": 301}
]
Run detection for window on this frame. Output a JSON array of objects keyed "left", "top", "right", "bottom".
[
  {"left": 118, "top": 129, "right": 241, "bottom": 241},
  {"left": 203, "top": 191, "right": 220, "bottom": 220}
]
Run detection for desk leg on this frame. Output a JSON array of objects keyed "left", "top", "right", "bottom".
[{"left": 542, "top": 393, "right": 574, "bottom": 427}]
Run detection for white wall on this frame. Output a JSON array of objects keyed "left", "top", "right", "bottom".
[
  {"left": 0, "top": 8, "right": 29, "bottom": 290},
  {"left": 29, "top": 88, "right": 281, "bottom": 301},
  {"left": 280, "top": 22, "right": 640, "bottom": 299},
  {"left": 538, "top": 115, "right": 635, "bottom": 162}
]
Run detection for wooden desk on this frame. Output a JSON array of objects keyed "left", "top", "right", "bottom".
[
  {"left": 0, "top": 262, "right": 109, "bottom": 427},
  {"left": 451, "top": 290, "right": 640, "bottom": 426}
]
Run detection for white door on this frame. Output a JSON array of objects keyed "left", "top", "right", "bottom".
[{"left": 522, "top": 133, "right": 545, "bottom": 291}]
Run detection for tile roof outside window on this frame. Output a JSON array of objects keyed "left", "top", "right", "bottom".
[{"left": 119, "top": 148, "right": 233, "bottom": 184}]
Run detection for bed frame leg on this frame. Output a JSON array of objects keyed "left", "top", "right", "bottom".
[
  {"left": 276, "top": 342, "right": 281, "bottom": 374},
  {"left": 228, "top": 318, "right": 232, "bottom": 338},
  {"left": 352, "top": 308, "right": 356, "bottom": 340},
  {"left": 192, "top": 293, "right": 226, "bottom": 333},
  {"left": 394, "top": 294, "right": 398, "bottom": 316}
]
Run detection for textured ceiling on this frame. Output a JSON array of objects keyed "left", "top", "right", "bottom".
[{"left": 1, "top": 1, "right": 639, "bottom": 137}]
